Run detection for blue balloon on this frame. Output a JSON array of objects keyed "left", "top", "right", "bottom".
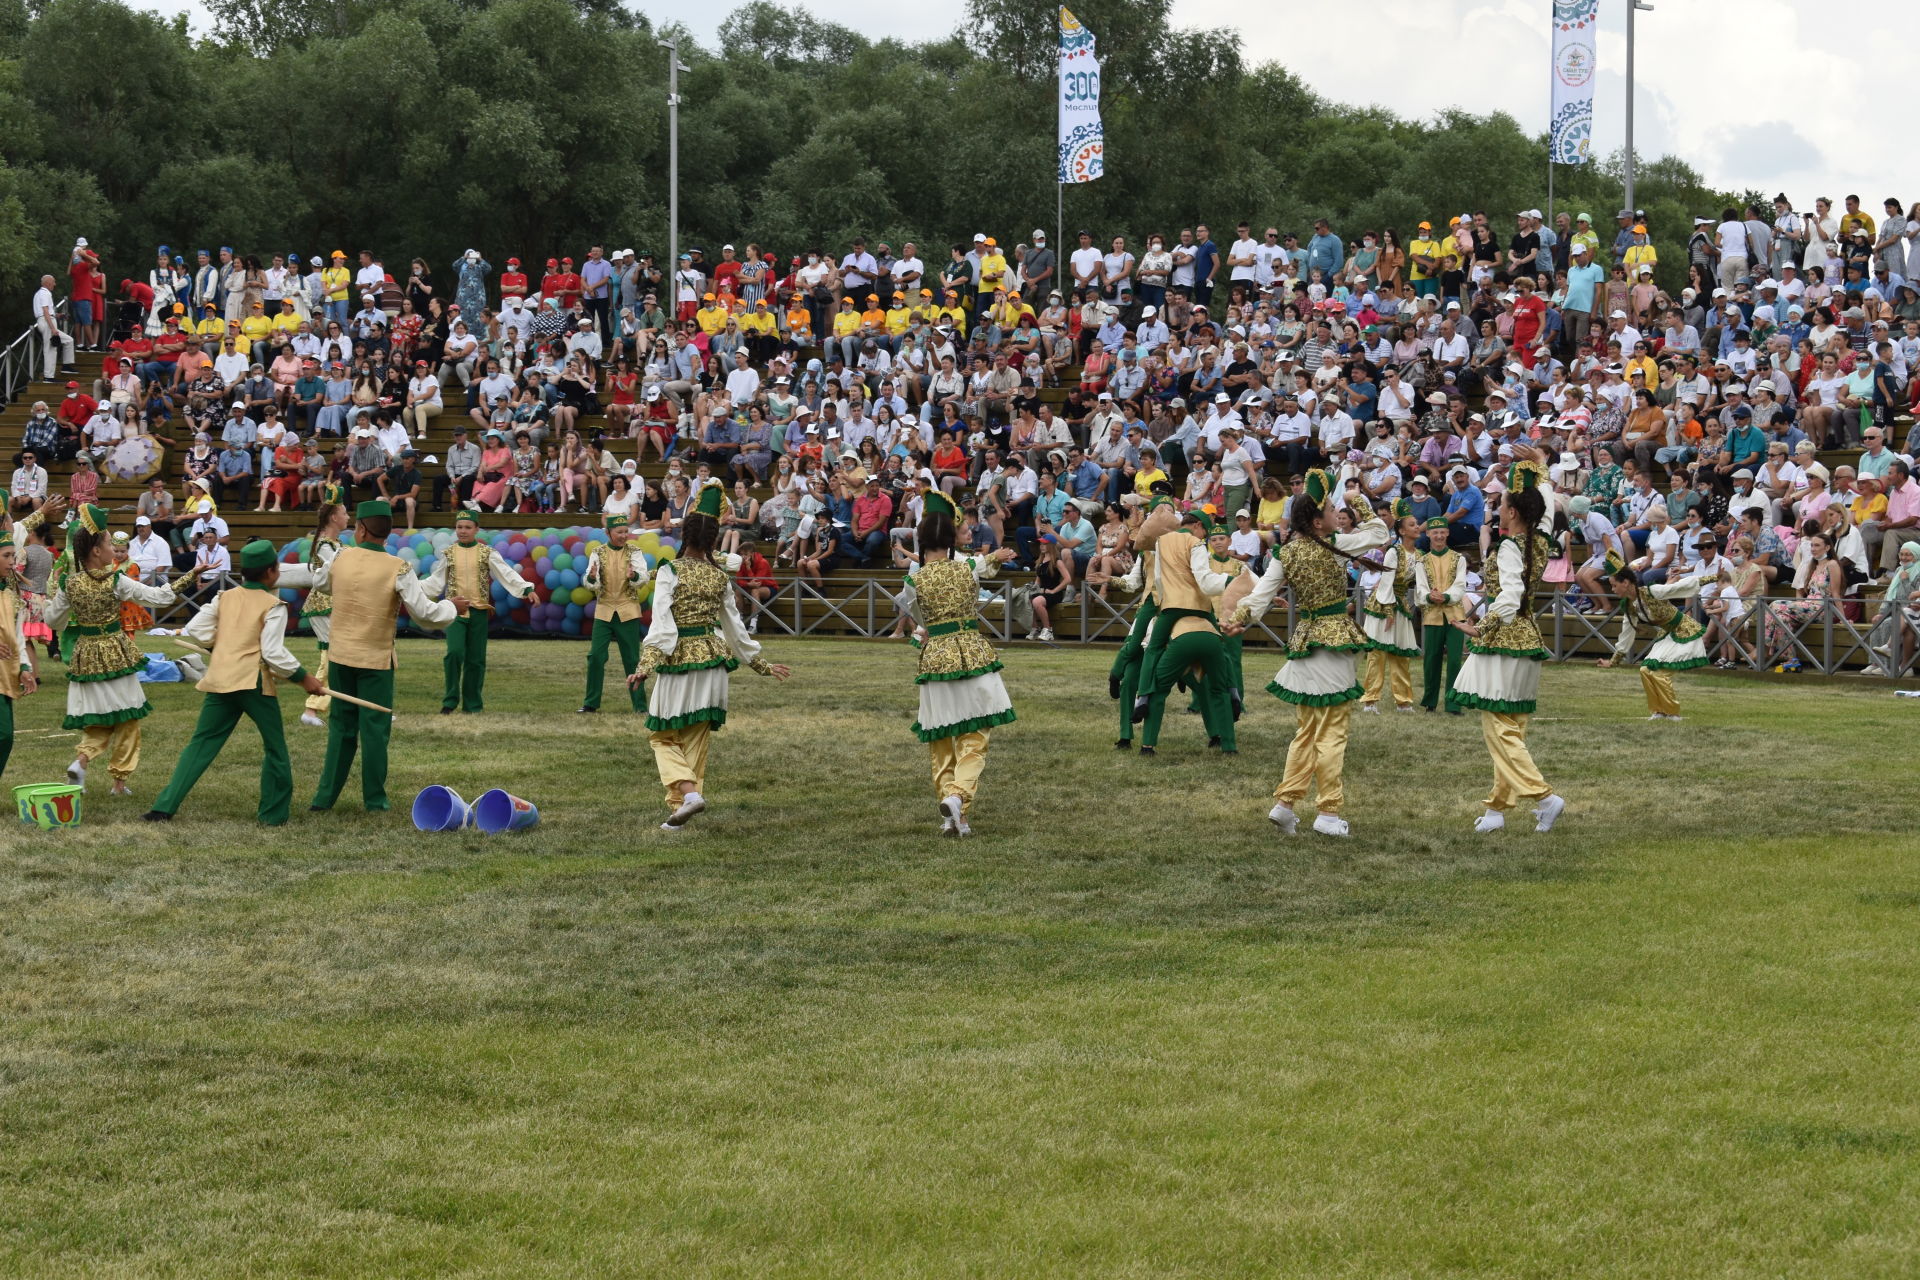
[
  {"left": 560, "top": 617, "right": 581, "bottom": 635},
  {"left": 542, "top": 570, "right": 560, "bottom": 590},
  {"left": 564, "top": 602, "right": 584, "bottom": 620},
  {"left": 558, "top": 569, "right": 580, "bottom": 590}
]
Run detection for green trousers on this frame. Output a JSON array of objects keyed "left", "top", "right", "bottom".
[
  {"left": 1111, "top": 600, "right": 1157, "bottom": 743},
  {"left": 442, "top": 612, "right": 492, "bottom": 712},
  {"left": 0, "top": 694, "right": 12, "bottom": 783},
  {"left": 152, "top": 684, "right": 293, "bottom": 824},
  {"left": 311, "top": 662, "right": 397, "bottom": 811},
  {"left": 583, "top": 616, "right": 648, "bottom": 712},
  {"left": 1420, "top": 622, "right": 1466, "bottom": 712},
  {"left": 1141, "top": 629, "right": 1235, "bottom": 751},
  {"left": 1189, "top": 633, "right": 1243, "bottom": 712}
]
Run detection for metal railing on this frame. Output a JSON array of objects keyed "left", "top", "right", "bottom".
[{"left": 2, "top": 297, "right": 67, "bottom": 407}]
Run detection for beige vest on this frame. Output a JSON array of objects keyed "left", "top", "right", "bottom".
[
  {"left": 198, "top": 586, "right": 283, "bottom": 695},
  {"left": 327, "top": 546, "right": 405, "bottom": 670},
  {"left": 0, "top": 587, "right": 20, "bottom": 699},
  {"left": 445, "top": 542, "right": 494, "bottom": 611},
  {"left": 595, "top": 545, "right": 643, "bottom": 623},
  {"left": 1153, "top": 530, "right": 1219, "bottom": 639},
  {"left": 1420, "top": 550, "right": 1467, "bottom": 625}
]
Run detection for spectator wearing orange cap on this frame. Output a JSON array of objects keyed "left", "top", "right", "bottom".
[
  {"left": 1408, "top": 221, "right": 1442, "bottom": 297},
  {"left": 322, "top": 252, "right": 352, "bottom": 326},
  {"left": 696, "top": 293, "right": 730, "bottom": 337}
]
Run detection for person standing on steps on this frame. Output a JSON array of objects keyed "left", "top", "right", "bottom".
[
  {"left": 305, "top": 500, "right": 468, "bottom": 813},
  {"left": 0, "top": 525, "right": 41, "bottom": 784},
  {"left": 631, "top": 481, "right": 791, "bottom": 833},
  {"left": 578, "top": 513, "right": 650, "bottom": 715},
  {"left": 419, "top": 508, "right": 534, "bottom": 714},
  {"left": 143, "top": 541, "right": 326, "bottom": 825}
]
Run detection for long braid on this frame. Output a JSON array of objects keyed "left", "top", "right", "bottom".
[{"left": 1286, "top": 495, "right": 1367, "bottom": 563}]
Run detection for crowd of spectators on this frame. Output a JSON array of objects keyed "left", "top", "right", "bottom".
[{"left": 17, "top": 200, "right": 1920, "bottom": 665}]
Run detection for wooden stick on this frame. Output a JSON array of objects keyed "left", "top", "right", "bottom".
[{"left": 160, "top": 636, "right": 395, "bottom": 715}]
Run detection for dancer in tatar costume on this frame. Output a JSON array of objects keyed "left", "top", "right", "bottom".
[
  {"left": 306, "top": 500, "right": 468, "bottom": 812},
  {"left": 632, "top": 480, "right": 791, "bottom": 832},
  {"left": 144, "top": 540, "right": 326, "bottom": 825},
  {"left": 421, "top": 508, "right": 535, "bottom": 713},
  {"left": 578, "top": 513, "right": 651, "bottom": 714},
  {"left": 1108, "top": 485, "right": 1169, "bottom": 750},
  {"left": 1359, "top": 501, "right": 1426, "bottom": 714},
  {"left": 1189, "top": 520, "right": 1247, "bottom": 716},
  {"left": 1597, "top": 552, "right": 1718, "bottom": 720},
  {"left": 908, "top": 489, "right": 1017, "bottom": 836},
  {"left": 43, "top": 504, "right": 184, "bottom": 796},
  {"left": 299, "top": 502, "right": 348, "bottom": 726},
  {"left": 1226, "top": 466, "right": 1387, "bottom": 837},
  {"left": 0, "top": 524, "right": 41, "bottom": 782},
  {"left": 1417, "top": 515, "right": 1468, "bottom": 713},
  {"left": 1450, "top": 462, "right": 1567, "bottom": 833},
  {"left": 1131, "top": 505, "right": 1239, "bottom": 756}
]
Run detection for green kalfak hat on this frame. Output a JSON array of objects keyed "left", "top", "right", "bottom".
[{"left": 238, "top": 539, "right": 278, "bottom": 571}]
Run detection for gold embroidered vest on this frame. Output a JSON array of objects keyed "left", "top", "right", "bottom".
[
  {"left": 198, "top": 586, "right": 283, "bottom": 695},
  {"left": 1420, "top": 549, "right": 1466, "bottom": 624},
  {"left": 67, "top": 568, "right": 145, "bottom": 681},
  {"left": 1473, "top": 532, "right": 1552, "bottom": 657},
  {"left": 0, "top": 587, "right": 21, "bottom": 698},
  {"left": 1639, "top": 594, "right": 1706, "bottom": 644},
  {"left": 445, "top": 542, "right": 495, "bottom": 611},
  {"left": 327, "top": 546, "right": 405, "bottom": 670},
  {"left": 914, "top": 557, "right": 1000, "bottom": 680},
  {"left": 595, "top": 546, "right": 644, "bottom": 623},
  {"left": 1279, "top": 537, "right": 1364, "bottom": 657},
  {"left": 647, "top": 557, "right": 734, "bottom": 672}
]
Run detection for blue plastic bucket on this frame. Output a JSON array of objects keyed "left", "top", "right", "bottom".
[
  {"left": 411, "top": 785, "right": 471, "bottom": 831},
  {"left": 473, "top": 788, "right": 539, "bottom": 834}
]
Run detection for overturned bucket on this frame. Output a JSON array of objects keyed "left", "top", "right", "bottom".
[
  {"left": 411, "top": 785, "right": 471, "bottom": 832},
  {"left": 473, "top": 788, "right": 540, "bottom": 834}
]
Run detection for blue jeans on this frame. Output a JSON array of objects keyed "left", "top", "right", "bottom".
[
  {"left": 325, "top": 301, "right": 349, "bottom": 327},
  {"left": 853, "top": 530, "right": 887, "bottom": 563}
]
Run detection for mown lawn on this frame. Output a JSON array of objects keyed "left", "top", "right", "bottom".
[{"left": 1, "top": 639, "right": 1916, "bottom": 1277}]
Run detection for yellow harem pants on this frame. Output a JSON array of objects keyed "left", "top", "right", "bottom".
[
  {"left": 305, "top": 645, "right": 331, "bottom": 716},
  {"left": 77, "top": 720, "right": 141, "bottom": 781},
  {"left": 1274, "top": 703, "right": 1352, "bottom": 816},
  {"left": 1361, "top": 650, "right": 1414, "bottom": 708},
  {"left": 1640, "top": 666, "right": 1679, "bottom": 716},
  {"left": 1479, "top": 711, "right": 1553, "bottom": 812},
  {"left": 928, "top": 729, "right": 990, "bottom": 816},
  {"left": 648, "top": 721, "right": 711, "bottom": 810}
]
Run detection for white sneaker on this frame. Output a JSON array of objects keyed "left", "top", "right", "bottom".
[
  {"left": 66, "top": 759, "right": 86, "bottom": 788},
  {"left": 954, "top": 820, "right": 973, "bottom": 838},
  {"left": 1663, "top": 714, "right": 1682, "bottom": 721},
  {"left": 658, "top": 820, "right": 687, "bottom": 833},
  {"left": 1647, "top": 713, "right": 1665, "bottom": 721},
  {"left": 1025, "top": 629, "right": 1039, "bottom": 641},
  {"left": 668, "top": 790, "right": 706, "bottom": 826},
  {"left": 1311, "top": 813, "right": 1350, "bottom": 837},
  {"left": 1394, "top": 704, "right": 1416, "bottom": 713},
  {"left": 1532, "top": 793, "right": 1566, "bottom": 833},
  {"left": 939, "top": 794, "right": 963, "bottom": 836},
  {"left": 1062, "top": 587, "right": 1079, "bottom": 605},
  {"left": 300, "top": 711, "right": 325, "bottom": 727},
  {"left": 1037, "top": 627, "right": 1053, "bottom": 642},
  {"left": 747, "top": 617, "right": 758, "bottom": 634},
  {"left": 1267, "top": 802, "right": 1299, "bottom": 835},
  {"left": 1359, "top": 703, "right": 1380, "bottom": 714},
  {"left": 1473, "top": 810, "right": 1506, "bottom": 834}
]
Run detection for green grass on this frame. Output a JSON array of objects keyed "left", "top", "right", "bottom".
[{"left": 2, "top": 639, "right": 1917, "bottom": 1277}]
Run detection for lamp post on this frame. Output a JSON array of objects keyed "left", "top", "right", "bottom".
[
  {"left": 1623, "top": 0, "right": 1653, "bottom": 217},
  {"left": 660, "top": 38, "right": 689, "bottom": 290}
]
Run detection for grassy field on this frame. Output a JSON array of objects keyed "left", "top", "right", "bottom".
[{"left": 2, "top": 638, "right": 1917, "bottom": 1278}]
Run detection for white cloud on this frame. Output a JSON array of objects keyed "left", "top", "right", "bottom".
[{"left": 140, "top": 0, "right": 1893, "bottom": 206}]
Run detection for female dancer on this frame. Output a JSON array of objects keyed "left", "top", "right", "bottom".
[
  {"left": 1450, "top": 466, "right": 1567, "bottom": 833},
  {"left": 630, "top": 481, "right": 791, "bottom": 831},
  {"left": 1597, "top": 556, "right": 1718, "bottom": 720},
  {"left": 43, "top": 505, "right": 182, "bottom": 795},
  {"left": 1359, "top": 505, "right": 1426, "bottom": 714},
  {"left": 1227, "top": 467, "right": 1388, "bottom": 838},
  {"left": 908, "top": 490, "right": 1018, "bottom": 836}
]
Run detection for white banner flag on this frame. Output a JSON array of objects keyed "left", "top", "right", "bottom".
[
  {"left": 1550, "top": 0, "right": 1596, "bottom": 164},
  {"left": 1058, "top": 7, "right": 1103, "bottom": 184}
]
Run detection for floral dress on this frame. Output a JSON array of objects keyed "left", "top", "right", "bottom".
[
  {"left": 911, "top": 555, "right": 1014, "bottom": 742},
  {"left": 44, "top": 565, "right": 179, "bottom": 729},
  {"left": 640, "top": 556, "right": 769, "bottom": 730},
  {"left": 1764, "top": 570, "right": 1833, "bottom": 655}
]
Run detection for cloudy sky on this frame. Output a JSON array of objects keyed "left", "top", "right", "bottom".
[{"left": 149, "top": 0, "right": 1868, "bottom": 208}]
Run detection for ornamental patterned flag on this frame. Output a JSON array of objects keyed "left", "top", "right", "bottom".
[
  {"left": 1058, "top": 7, "right": 1103, "bottom": 184},
  {"left": 1550, "top": 0, "right": 1597, "bottom": 164}
]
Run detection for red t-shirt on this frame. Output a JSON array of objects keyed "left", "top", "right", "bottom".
[
  {"left": 117, "top": 335, "right": 152, "bottom": 362},
  {"left": 712, "top": 260, "right": 742, "bottom": 294},
  {"left": 151, "top": 329, "right": 189, "bottom": 363},
  {"left": 121, "top": 278, "right": 155, "bottom": 309},
  {"left": 59, "top": 393, "right": 97, "bottom": 427},
  {"left": 500, "top": 271, "right": 528, "bottom": 297},
  {"left": 1512, "top": 294, "right": 1547, "bottom": 348},
  {"left": 553, "top": 272, "right": 583, "bottom": 308},
  {"left": 540, "top": 272, "right": 566, "bottom": 301},
  {"left": 69, "top": 256, "right": 100, "bottom": 303}
]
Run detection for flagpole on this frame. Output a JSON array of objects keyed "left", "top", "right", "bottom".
[{"left": 1056, "top": 185, "right": 1064, "bottom": 296}]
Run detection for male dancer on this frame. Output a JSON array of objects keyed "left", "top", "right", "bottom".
[
  {"left": 421, "top": 508, "right": 533, "bottom": 713},
  {"left": 578, "top": 513, "right": 650, "bottom": 714},
  {"left": 1131, "top": 506, "right": 1237, "bottom": 756},
  {"left": 1418, "top": 515, "right": 1468, "bottom": 713},
  {"left": 308, "top": 500, "right": 468, "bottom": 812},
  {"left": 144, "top": 540, "right": 325, "bottom": 824}
]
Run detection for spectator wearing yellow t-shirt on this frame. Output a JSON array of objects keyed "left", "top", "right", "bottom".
[
  {"left": 1408, "top": 223, "right": 1443, "bottom": 296},
  {"left": 883, "top": 298, "right": 913, "bottom": 349},
  {"left": 1622, "top": 225, "right": 1658, "bottom": 277},
  {"left": 831, "top": 296, "right": 863, "bottom": 365},
  {"left": 322, "top": 254, "right": 352, "bottom": 326},
  {"left": 695, "top": 295, "right": 730, "bottom": 335},
  {"left": 977, "top": 240, "right": 1008, "bottom": 304},
  {"left": 240, "top": 304, "right": 274, "bottom": 365}
]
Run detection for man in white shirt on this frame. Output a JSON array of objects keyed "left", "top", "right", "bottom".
[
  {"left": 1135, "top": 307, "right": 1169, "bottom": 348},
  {"left": 839, "top": 240, "right": 877, "bottom": 293},
  {"left": 1430, "top": 320, "right": 1471, "bottom": 379},
  {"left": 1227, "top": 223, "right": 1261, "bottom": 286},
  {"left": 10, "top": 450, "right": 48, "bottom": 504},
  {"left": 1069, "top": 231, "right": 1104, "bottom": 293},
  {"left": 375, "top": 414, "right": 411, "bottom": 459},
  {"left": 355, "top": 251, "right": 385, "bottom": 295},
  {"left": 1199, "top": 393, "right": 1243, "bottom": 454},
  {"left": 723, "top": 349, "right": 761, "bottom": 403},
  {"left": 127, "top": 517, "right": 173, "bottom": 577},
  {"left": 890, "top": 243, "right": 924, "bottom": 298},
  {"left": 1255, "top": 227, "right": 1288, "bottom": 288},
  {"left": 33, "top": 274, "right": 76, "bottom": 379},
  {"left": 1316, "top": 403, "right": 1356, "bottom": 459},
  {"left": 1715, "top": 210, "right": 1749, "bottom": 291}
]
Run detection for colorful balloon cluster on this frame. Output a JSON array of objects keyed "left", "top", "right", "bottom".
[{"left": 274, "top": 525, "right": 681, "bottom": 637}]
